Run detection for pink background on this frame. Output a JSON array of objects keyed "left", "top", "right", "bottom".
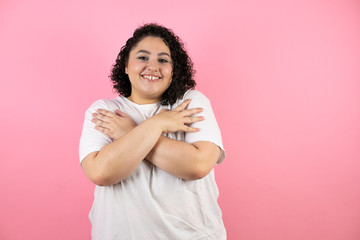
[{"left": 1, "top": 0, "right": 359, "bottom": 239}]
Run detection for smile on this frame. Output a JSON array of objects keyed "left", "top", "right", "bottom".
[{"left": 142, "top": 75, "right": 160, "bottom": 81}]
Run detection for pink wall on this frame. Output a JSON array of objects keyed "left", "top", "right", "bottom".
[{"left": 1, "top": 0, "right": 359, "bottom": 239}]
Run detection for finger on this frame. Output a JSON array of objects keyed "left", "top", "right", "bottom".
[
  {"left": 92, "top": 113, "right": 107, "bottom": 122},
  {"left": 182, "top": 126, "right": 201, "bottom": 133},
  {"left": 92, "top": 112, "right": 113, "bottom": 123},
  {"left": 115, "top": 109, "right": 127, "bottom": 117},
  {"left": 183, "top": 116, "right": 205, "bottom": 124},
  {"left": 91, "top": 117, "right": 103, "bottom": 125},
  {"left": 181, "top": 108, "right": 203, "bottom": 117},
  {"left": 95, "top": 125, "right": 114, "bottom": 138},
  {"left": 91, "top": 116, "right": 111, "bottom": 127},
  {"left": 94, "top": 125, "right": 110, "bottom": 135},
  {"left": 96, "top": 109, "right": 112, "bottom": 116},
  {"left": 97, "top": 109, "right": 118, "bottom": 118},
  {"left": 94, "top": 119, "right": 115, "bottom": 130},
  {"left": 174, "top": 99, "right": 191, "bottom": 112}
]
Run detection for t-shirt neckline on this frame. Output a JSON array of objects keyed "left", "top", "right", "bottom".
[{"left": 122, "top": 96, "right": 161, "bottom": 109}]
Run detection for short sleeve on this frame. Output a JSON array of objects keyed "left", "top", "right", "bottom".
[
  {"left": 79, "top": 99, "right": 116, "bottom": 163},
  {"left": 183, "top": 90, "right": 225, "bottom": 164}
]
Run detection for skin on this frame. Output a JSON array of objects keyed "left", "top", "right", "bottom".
[
  {"left": 81, "top": 36, "right": 220, "bottom": 186},
  {"left": 126, "top": 36, "right": 173, "bottom": 104}
]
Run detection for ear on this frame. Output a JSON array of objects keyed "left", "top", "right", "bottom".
[{"left": 125, "top": 67, "right": 128, "bottom": 74}]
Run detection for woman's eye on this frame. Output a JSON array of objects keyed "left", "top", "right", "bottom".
[
  {"left": 138, "top": 56, "right": 148, "bottom": 61},
  {"left": 159, "top": 58, "right": 169, "bottom": 63}
]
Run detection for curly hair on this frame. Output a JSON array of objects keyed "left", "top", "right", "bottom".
[{"left": 110, "top": 23, "right": 196, "bottom": 106}]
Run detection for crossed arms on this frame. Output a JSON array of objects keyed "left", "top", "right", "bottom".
[{"left": 81, "top": 99, "right": 221, "bottom": 186}]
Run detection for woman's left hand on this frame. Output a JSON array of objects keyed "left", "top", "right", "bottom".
[{"left": 91, "top": 109, "right": 137, "bottom": 140}]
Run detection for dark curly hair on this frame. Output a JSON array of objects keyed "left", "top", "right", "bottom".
[{"left": 110, "top": 23, "right": 196, "bottom": 106}]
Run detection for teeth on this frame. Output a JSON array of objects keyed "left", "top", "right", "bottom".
[{"left": 143, "top": 75, "right": 159, "bottom": 80}]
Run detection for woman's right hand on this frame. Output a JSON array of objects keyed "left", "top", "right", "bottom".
[
  {"left": 92, "top": 109, "right": 137, "bottom": 140},
  {"left": 149, "top": 99, "right": 204, "bottom": 133}
]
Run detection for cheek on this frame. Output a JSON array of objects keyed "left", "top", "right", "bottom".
[
  {"left": 164, "top": 66, "right": 173, "bottom": 78},
  {"left": 128, "top": 64, "right": 138, "bottom": 73},
  {"left": 127, "top": 60, "right": 144, "bottom": 74}
]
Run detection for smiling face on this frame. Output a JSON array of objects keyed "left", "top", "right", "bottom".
[{"left": 125, "top": 36, "right": 173, "bottom": 104}]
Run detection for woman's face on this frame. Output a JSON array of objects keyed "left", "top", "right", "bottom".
[{"left": 126, "top": 36, "right": 173, "bottom": 104}]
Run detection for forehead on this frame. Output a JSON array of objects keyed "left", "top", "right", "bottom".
[{"left": 131, "top": 36, "right": 171, "bottom": 55}]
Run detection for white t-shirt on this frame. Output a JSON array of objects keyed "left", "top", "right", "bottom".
[{"left": 79, "top": 90, "right": 226, "bottom": 240}]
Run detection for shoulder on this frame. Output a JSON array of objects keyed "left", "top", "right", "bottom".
[
  {"left": 170, "top": 90, "right": 212, "bottom": 110},
  {"left": 86, "top": 96, "right": 124, "bottom": 112},
  {"left": 182, "top": 90, "right": 210, "bottom": 102}
]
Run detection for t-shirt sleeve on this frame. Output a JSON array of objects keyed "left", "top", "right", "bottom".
[
  {"left": 183, "top": 91, "right": 225, "bottom": 164},
  {"left": 79, "top": 99, "right": 114, "bottom": 163}
]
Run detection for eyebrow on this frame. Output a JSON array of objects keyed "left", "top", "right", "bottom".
[{"left": 136, "top": 50, "right": 170, "bottom": 57}]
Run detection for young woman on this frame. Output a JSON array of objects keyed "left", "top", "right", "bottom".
[{"left": 79, "top": 23, "right": 226, "bottom": 239}]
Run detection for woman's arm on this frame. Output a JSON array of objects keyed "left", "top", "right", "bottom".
[
  {"left": 92, "top": 99, "right": 221, "bottom": 180},
  {"left": 81, "top": 119, "right": 162, "bottom": 186},
  {"left": 81, "top": 100, "right": 203, "bottom": 185},
  {"left": 146, "top": 138, "right": 220, "bottom": 180}
]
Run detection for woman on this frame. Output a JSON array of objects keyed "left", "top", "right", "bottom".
[{"left": 79, "top": 23, "right": 226, "bottom": 240}]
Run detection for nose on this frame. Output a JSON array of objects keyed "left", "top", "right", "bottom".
[{"left": 146, "top": 59, "right": 159, "bottom": 72}]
